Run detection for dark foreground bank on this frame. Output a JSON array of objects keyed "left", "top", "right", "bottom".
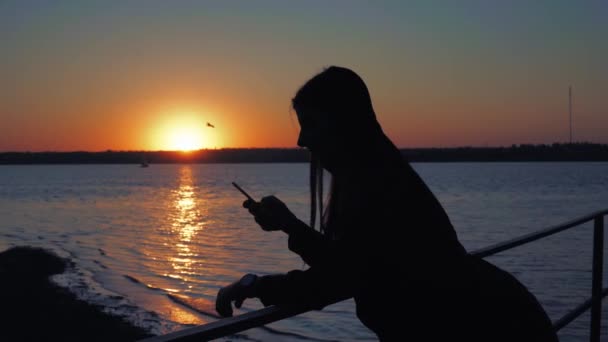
[{"left": 0, "top": 246, "right": 151, "bottom": 341}]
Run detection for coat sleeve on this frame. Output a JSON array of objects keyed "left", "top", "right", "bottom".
[
  {"left": 286, "top": 222, "right": 333, "bottom": 267},
  {"left": 254, "top": 266, "right": 355, "bottom": 310},
  {"left": 255, "top": 223, "right": 374, "bottom": 309}
]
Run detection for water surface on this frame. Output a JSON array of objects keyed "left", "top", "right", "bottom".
[{"left": 1, "top": 162, "right": 607, "bottom": 341}]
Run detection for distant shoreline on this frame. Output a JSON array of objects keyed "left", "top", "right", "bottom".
[{"left": 1, "top": 143, "right": 608, "bottom": 164}]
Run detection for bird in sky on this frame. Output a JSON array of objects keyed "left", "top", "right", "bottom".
[{"left": 206, "top": 122, "right": 215, "bottom": 128}]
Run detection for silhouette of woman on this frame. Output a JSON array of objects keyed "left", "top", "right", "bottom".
[{"left": 216, "top": 66, "right": 558, "bottom": 341}]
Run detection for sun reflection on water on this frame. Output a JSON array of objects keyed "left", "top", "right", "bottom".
[{"left": 165, "top": 166, "right": 204, "bottom": 283}]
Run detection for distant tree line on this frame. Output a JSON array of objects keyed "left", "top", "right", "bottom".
[
  {"left": 401, "top": 143, "right": 608, "bottom": 162},
  {"left": 1, "top": 143, "right": 607, "bottom": 164},
  {"left": 0, "top": 149, "right": 309, "bottom": 164}
]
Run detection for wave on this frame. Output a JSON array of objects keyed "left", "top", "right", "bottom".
[
  {"left": 92, "top": 259, "right": 108, "bottom": 269},
  {"left": 122, "top": 274, "right": 167, "bottom": 292}
]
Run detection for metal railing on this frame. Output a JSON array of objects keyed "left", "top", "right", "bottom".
[{"left": 141, "top": 209, "right": 608, "bottom": 342}]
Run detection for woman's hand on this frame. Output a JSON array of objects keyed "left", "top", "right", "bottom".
[
  {"left": 243, "top": 196, "right": 299, "bottom": 232},
  {"left": 215, "top": 274, "right": 258, "bottom": 317}
]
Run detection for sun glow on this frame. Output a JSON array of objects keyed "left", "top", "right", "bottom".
[
  {"left": 149, "top": 109, "right": 219, "bottom": 151},
  {"left": 168, "top": 127, "right": 204, "bottom": 151}
]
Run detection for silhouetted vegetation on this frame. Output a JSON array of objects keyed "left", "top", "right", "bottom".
[
  {"left": 401, "top": 143, "right": 608, "bottom": 162},
  {"left": 1, "top": 143, "right": 607, "bottom": 164}
]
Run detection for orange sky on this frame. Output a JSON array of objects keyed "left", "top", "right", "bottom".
[{"left": 1, "top": 2, "right": 606, "bottom": 151}]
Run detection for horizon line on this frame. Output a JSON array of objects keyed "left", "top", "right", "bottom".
[{"left": 1, "top": 142, "right": 606, "bottom": 154}]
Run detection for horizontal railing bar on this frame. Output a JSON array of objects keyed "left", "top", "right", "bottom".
[
  {"left": 140, "top": 296, "right": 348, "bottom": 342},
  {"left": 139, "top": 306, "right": 306, "bottom": 342},
  {"left": 139, "top": 209, "right": 608, "bottom": 342},
  {"left": 471, "top": 209, "right": 608, "bottom": 258},
  {"left": 553, "top": 287, "right": 608, "bottom": 332},
  {"left": 141, "top": 306, "right": 308, "bottom": 342}
]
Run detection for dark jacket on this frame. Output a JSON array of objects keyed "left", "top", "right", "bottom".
[{"left": 255, "top": 157, "right": 558, "bottom": 341}]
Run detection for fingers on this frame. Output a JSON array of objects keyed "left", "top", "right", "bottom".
[
  {"left": 244, "top": 200, "right": 261, "bottom": 215},
  {"left": 215, "top": 288, "right": 233, "bottom": 317},
  {"left": 254, "top": 215, "right": 274, "bottom": 231},
  {"left": 244, "top": 196, "right": 282, "bottom": 213},
  {"left": 243, "top": 199, "right": 273, "bottom": 231},
  {"left": 259, "top": 196, "right": 286, "bottom": 215},
  {"left": 244, "top": 195, "right": 294, "bottom": 232},
  {"left": 216, "top": 282, "right": 251, "bottom": 317},
  {"left": 261, "top": 195, "right": 281, "bottom": 206},
  {"left": 216, "top": 303, "right": 233, "bottom": 317},
  {"left": 243, "top": 200, "right": 257, "bottom": 214},
  {"left": 260, "top": 196, "right": 274, "bottom": 204},
  {"left": 243, "top": 199, "right": 255, "bottom": 209},
  {"left": 235, "top": 296, "right": 245, "bottom": 308}
]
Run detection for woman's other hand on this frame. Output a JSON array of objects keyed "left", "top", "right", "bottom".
[
  {"left": 243, "top": 196, "right": 299, "bottom": 232},
  {"left": 215, "top": 274, "right": 258, "bottom": 317}
]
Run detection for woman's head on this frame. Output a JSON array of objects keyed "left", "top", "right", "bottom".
[
  {"left": 292, "top": 66, "right": 375, "bottom": 119},
  {"left": 293, "top": 66, "right": 387, "bottom": 235},
  {"left": 292, "top": 66, "right": 382, "bottom": 170}
]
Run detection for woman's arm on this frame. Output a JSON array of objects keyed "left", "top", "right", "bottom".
[
  {"left": 253, "top": 265, "right": 356, "bottom": 310},
  {"left": 215, "top": 243, "right": 365, "bottom": 317},
  {"left": 283, "top": 219, "right": 334, "bottom": 267}
]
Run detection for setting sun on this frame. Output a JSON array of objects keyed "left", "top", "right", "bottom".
[
  {"left": 147, "top": 109, "right": 220, "bottom": 151},
  {"left": 168, "top": 127, "right": 204, "bottom": 151}
]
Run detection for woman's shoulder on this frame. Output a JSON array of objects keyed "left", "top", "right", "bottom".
[{"left": 341, "top": 169, "right": 408, "bottom": 209}]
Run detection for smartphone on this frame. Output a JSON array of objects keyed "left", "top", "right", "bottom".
[{"left": 232, "top": 182, "right": 256, "bottom": 202}]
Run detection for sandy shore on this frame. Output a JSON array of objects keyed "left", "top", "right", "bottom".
[{"left": 0, "top": 246, "right": 152, "bottom": 341}]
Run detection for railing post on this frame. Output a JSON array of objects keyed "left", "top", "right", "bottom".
[{"left": 590, "top": 215, "right": 604, "bottom": 342}]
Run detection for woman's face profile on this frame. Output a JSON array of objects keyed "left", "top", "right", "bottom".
[
  {"left": 296, "top": 108, "right": 328, "bottom": 152},
  {"left": 296, "top": 108, "right": 342, "bottom": 171},
  {"left": 295, "top": 108, "right": 312, "bottom": 149}
]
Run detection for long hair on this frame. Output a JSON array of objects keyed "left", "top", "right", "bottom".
[
  {"left": 308, "top": 153, "right": 325, "bottom": 233},
  {"left": 293, "top": 66, "right": 387, "bottom": 238}
]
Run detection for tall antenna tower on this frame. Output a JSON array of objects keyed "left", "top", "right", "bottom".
[{"left": 569, "top": 85, "right": 573, "bottom": 144}]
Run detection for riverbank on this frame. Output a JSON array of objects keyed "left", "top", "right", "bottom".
[{"left": 0, "top": 246, "right": 151, "bottom": 341}]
